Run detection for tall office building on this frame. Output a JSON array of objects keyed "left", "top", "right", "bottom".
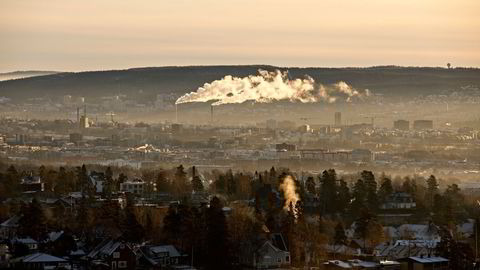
[{"left": 334, "top": 112, "right": 342, "bottom": 126}]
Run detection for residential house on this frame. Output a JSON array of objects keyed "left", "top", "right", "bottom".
[
  {"left": 13, "top": 238, "right": 38, "bottom": 251},
  {"left": 120, "top": 179, "right": 145, "bottom": 195},
  {"left": 0, "top": 215, "right": 20, "bottom": 239},
  {"left": 240, "top": 233, "right": 290, "bottom": 269},
  {"left": 324, "top": 259, "right": 401, "bottom": 269},
  {"left": 381, "top": 193, "right": 416, "bottom": 210},
  {"left": 20, "top": 175, "right": 44, "bottom": 193},
  {"left": 137, "top": 244, "right": 184, "bottom": 269},
  {"left": 10, "top": 252, "right": 69, "bottom": 269},
  {"left": 87, "top": 238, "right": 136, "bottom": 269},
  {"left": 398, "top": 256, "right": 449, "bottom": 270},
  {"left": 378, "top": 194, "right": 417, "bottom": 225},
  {"left": 90, "top": 171, "right": 106, "bottom": 193}
]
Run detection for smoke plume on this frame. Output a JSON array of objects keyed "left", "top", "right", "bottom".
[
  {"left": 279, "top": 175, "right": 300, "bottom": 217},
  {"left": 175, "top": 69, "right": 370, "bottom": 106}
]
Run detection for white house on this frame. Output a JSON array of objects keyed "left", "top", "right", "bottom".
[{"left": 120, "top": 179, "right": 145, "bottom": 195}]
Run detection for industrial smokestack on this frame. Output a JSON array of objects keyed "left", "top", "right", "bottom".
[
  {"left": 210, "top": 105, "right": 213, "bottom": 124},
  {"left": 84, "top": 105, "right": 87, "bottom": 117},
  {"left": 175, "top": 104, "right": 178, "bottom": 123},
  {"left": 77, "top": 107, "right": 80, "bottom": 123}
]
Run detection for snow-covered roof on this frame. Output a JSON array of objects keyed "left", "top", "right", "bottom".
[
  {"left": 324, "top": 260, "right": 352, "bottom": 268},
  {"left": 88, "top": 238, "right": 128, "bottom": 258},
  {"left": 348, "top": 259, "right": 379, "bottom": 268},
  {"left": 150, "top": 245, "right": 181, "bottom": 257},
  {"left": 70, "top": 249, "right": 86, "bottom": 256},
  {"left": 0, "top": 215, "right": 20, "bottom": 228},
  {"left": 47, "top": 231, "right": 64, "bottom": 242},
  {"left": 12, "top": 252, "right": 66, "bottom": 263},
  {"left": 408, "top": 256, "right": 449, "bottom": 263},
  {"left": 15, "top": 237, "right": 38, "bottom": 245}
]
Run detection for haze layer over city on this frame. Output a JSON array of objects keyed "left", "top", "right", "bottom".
[{"left": 0, "top": 1, "right": 479, "bottom": 270}]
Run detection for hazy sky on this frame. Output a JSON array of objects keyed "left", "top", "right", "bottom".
[{"left": 1, "top": 0, "right": 479, "bottom": 72}]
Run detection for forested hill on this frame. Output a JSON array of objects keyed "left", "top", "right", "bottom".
[{"left": 0, "top": 65, "right": 479, "bottom": 102}]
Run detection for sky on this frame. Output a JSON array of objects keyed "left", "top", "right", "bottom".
[{"left": 1, "top": 0, "right": 479, "bottom": 72}]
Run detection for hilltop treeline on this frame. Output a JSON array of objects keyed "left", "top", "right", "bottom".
[{"left": 1, "top": 65, "right": 480, "bottom": 102}]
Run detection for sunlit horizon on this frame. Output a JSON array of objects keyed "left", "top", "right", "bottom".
[{"left": 1, "top": 0, "right": 479, "bottom": 72}]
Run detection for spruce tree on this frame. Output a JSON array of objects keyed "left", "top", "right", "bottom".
[{"left": 206, "top": 197, "right": 230, "bottom": 269}]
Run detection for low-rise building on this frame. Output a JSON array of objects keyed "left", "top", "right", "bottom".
[
  {"left": 381, "top": 193, "right": 416, "bottom": 210},
  {"left": 137, "top": 244, "right": 183, "bottom": 268},
  {"left": 20, "top": 176, "right": 44, "bottom": 193},
  {"left": 120, "top": 179, "right": 145, "bottom": 195},
  {"left": 87, "top": 237, "right": 137, "bottom": 270},
  {"left": 399, "top": 256, "right": 448, "bottom": 270},
  {"left": 10, "top": 252, "right": 69, "bottom": 269}
]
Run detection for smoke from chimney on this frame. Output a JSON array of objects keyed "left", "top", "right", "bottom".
[
  {"left": 279, "top": 175, "right": 300, "bottom": 218},
  {"left": 176, "top": 69, "right": 370, "bottom": 106}
]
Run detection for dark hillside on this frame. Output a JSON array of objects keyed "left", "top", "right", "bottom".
[{"left": 0, "top": 66, "right": 478, "bottom": 102}]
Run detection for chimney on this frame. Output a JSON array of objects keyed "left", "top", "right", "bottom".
[
  {"left": 77, "top": 107, "right": 80, "bottom": 123},
  {"left": 84, "top": 105, "right": 87, "bottom": 117},
  {"left": 192, "top": 166, "right": 196, "bottom": 179}
]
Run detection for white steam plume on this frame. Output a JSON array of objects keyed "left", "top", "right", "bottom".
[
  {"left": 279, "top": 175, "right": 300, "bottom": 217},
  {"left": 175, "top": 69, "right": 370, "bottom": 106}
]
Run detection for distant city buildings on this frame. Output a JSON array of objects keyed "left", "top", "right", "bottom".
[
  {"left": 413, "top": 120, "right": 433, "bottom": 130},
  {"left": 393, "top": 120, "right": 409, "bottom": 131},
  {"left": 334, "top": 112, "right": 342, "bottom": 126}
]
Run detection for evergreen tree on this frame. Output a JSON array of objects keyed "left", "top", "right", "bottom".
[
  {"left": 76, "top": 195, "right": 89, "bottom": 235},
  {"left": 54, "top": 167, "right": 70, "bottom": 196},
  {"left": 206, "top": 197, "right": 230, "bottom": 269},
  {"left": 162, "top": 204, "right": 181, "bottom": 245},
  {"left": 95, "top": 199, "right": 122, "bottom": 235},
  {"left": 192, "top": 176, "right": 204, "bottom": 192},
  {"left": 305, "top": 176, "right": 316, "bottom": 194},
  {"left": 191, "top": 166, "right": 204, "bottom": 192},
  {"left": 226, "top": 169, "right": 237, "bottom": 196},
  {"left": 349, "top": 179, "right": 366, "bottom": 218},
  {"left": 19, "top": 198, "right": 47, "bottom": 241},
  {"left": 425, "top": 175, "right": 439, "bottom": 209},
  {"left": 76, "top": 165, "right": 92, "bottom": 196},
  {"left": 354, "top": 208, "right": 384, "bottom": 251},
  {"left": 5, "top": 165, "right": 20, "bottom": 197},
  {"left": 103, "top": 166, "right": 114, "bottom": 197},
  {"left": 215, "top": 174, "right": 227, "bottom": 194},
  {"left": 319, "top": 169, "right": 337, "bottom": 215},
  {"left": 334, "top": 222, "right": 347, "bottom": 245},
  {"left": 117, "top": 173, "right": 128, "bottom": 190},
  {"left": 361, "top": 171, "right": 378, "bottom": 212},
  {"left": 144, "top": 212, "right": 154, "bottom": 239},
  {"left": 155, "top": 170, "right": 170, "bottom": 193},
  {"left": 269, "top": 166, "right": 277, "bottom": 186},
  {"left": 336, "top": 179, "right": 351, "bottom": 214},
  {"left": 122, "top": 194, "right": 144, "bottom": 243},
  {"left": 178, "top": 204, "right": 195, "bottom": 251},
  {"left": 174, "top": 165, "right": 190, "bottom": 194},
  {"left": 378, "top": 176, "right": 393, "bottom": 203}
]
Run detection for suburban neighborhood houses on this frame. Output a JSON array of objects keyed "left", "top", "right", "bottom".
[{"left": 0, "top": 161, "right": 476, "bottom": 269}]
